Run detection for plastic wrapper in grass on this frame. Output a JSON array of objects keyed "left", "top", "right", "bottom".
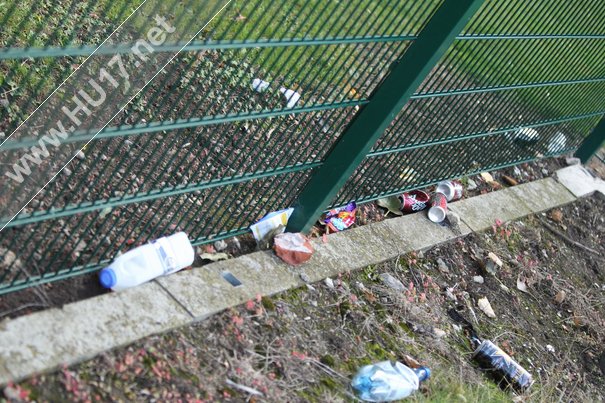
[
  {"left": 321, "top": 202, "right": 357, "bottom": 232},
  {"left": 273, "top": 232, "right": 314, "bottom": 266}
]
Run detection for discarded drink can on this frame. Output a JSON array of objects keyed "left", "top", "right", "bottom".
[
  {"left": 435, "top": 180, "right": 463, "bottom": 202},
  {"left": 473, "top": 340, "right": 534, "bottom": 391},
  {"left": 427, "top": 193, "right": 447, "bottom": 223},
  {"left": 399, "top": 190, "right": 430, "bottom": 213}
]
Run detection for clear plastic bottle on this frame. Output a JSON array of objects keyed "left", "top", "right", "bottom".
[
  {"left": 99, "top": 232, "right": 194, "bottom": 291},
  {"left": 351, "top": 361, "right": 430, "bottom": 402}
]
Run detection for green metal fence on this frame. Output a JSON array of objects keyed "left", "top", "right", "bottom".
[{"left": 1, "top": 0, "right": 604, "bottom": 295}]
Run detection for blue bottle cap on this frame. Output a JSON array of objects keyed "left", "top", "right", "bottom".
[
  {"left": 415, "top": 366, "right": 431, "bottom": 382},
  {"left": 99, "top": 268, "right": 116, "bottom": 289}
]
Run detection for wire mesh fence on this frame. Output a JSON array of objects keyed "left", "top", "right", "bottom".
[{"left": 0, "top": 0, "right": 604, "bottom": 294}]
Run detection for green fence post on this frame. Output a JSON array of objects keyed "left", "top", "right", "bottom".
[
  {"left": 575, "top": 116, "right": 605, "bottom": 163},
  {"left": 286, "top": 0, "right": 485, "bottom": 233}
]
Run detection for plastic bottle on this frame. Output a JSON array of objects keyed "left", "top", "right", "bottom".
[
  {"left": 351, "top": 361, "right": 430, "bottom": 401},
  {"left": 99, "top": 232, "right": 194, "bottom": 291}
]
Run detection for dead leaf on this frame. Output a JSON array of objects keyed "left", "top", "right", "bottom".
[
  {"left": 572, "top": 314, "right": 585, "bottom": 328},
  {"left": 399, "top": 166, "right": 418, "bottom": 182},
  {"left": 549, "top": 209, "right": 563, "bottom": 223},
  {"left": 480, "top": 172, "right": 494, "bottom": 182},
  {"left": 376, "top": 196, "right": 403, "bottom": 216},
  {"left": 401, "top": 354, "right": 421, "bottom": 369},
  {"left": 488, "top": 180, "right": 502, "bottom": 190},
  {"left": 516, "top": 276, "right": 528, "bottom": 293},
  {"left": 199, "top": 252, "right": 229, "bottom": 261},
  {"left": 501, "top": 175, "right": 518, "bottom": 186},
  {"left": 478, "top": 297, "right": 496, "bottom": 318},
  {"left": 362, "top": 290, "right": 377, "bottom": 303},
  {"left": 554, "top": 290, "right": 566, "bottom": 304}
]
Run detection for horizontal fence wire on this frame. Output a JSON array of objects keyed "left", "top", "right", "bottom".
[
  {"left": 1, "top": 0, "right": 605, "bottom": 294},
  {"left": 0, "top": 0, "right": 441, "bottom": 293},
  {"left": 332, "top": 0, "right": 605, "bottom": 207}
]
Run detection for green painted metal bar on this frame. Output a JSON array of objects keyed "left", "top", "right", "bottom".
[
  {"left": 3, "top": 161, "right": 321, "bottom": 228},
  {"left": 458, "top": 34, "right": 605, "bottom": 40},
  {"left": 575, "top": 116, "right": 605, "bottom": 163},
  {"left": 4, "top": 74, "right": 601, "bottom": 155},
  {"left": 0, "top": 35, "right": 418, "bottom": 60},
  {"left": 286, "top": 0, "right": 486, "bottom": 233},
  {"left": 369, "top": 110, "right": 605, "bottom": 157},
  {"left": 412, "top": 76, "right": 605, "bottom": 99},
  {"left": 0, "top": 100, "right": 367, "bottom": 151},
  {"left": 3, "top": 33, "right": 605, "bottom": 61}
]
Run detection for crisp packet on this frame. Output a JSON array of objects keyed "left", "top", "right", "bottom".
[{"left": 322, "top": 202, "right": 356, "bottom": 232}]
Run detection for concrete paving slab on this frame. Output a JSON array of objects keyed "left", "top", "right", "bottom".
[
  {"left": 0, "top": 282, "right": 191, "bottom": 384},
  {"left": 556, "top": 165, "right": 605, "bottom": 197},
  {"left": 380, "top": 210, "right": 472, "bottom": 252},
  {"left": 509, "top": 178, "right": 576, "bottom": 213},
  {"left": 300, "top": 223, "right": 400, "bottom": 283},
  {"left": 448, "top": 187, "right": 532, "bottom": 232},
  {"left": 0, "top": 361, "right": 10, "bottom": 386},
  {"left": 158, "top": 252, "right": 302, "bottom": 319}
]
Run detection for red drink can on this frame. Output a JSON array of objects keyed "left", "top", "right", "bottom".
[
  {"left": 435, "top": 180, "right": 464, "bottom": 202},
  {"left": 399, "top": 190, "right": 430, "bottom": 213},
  {"left": 428, "top": 192, "right": 448, "bottom": 223}
]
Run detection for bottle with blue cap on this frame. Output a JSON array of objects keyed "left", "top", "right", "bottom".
[
  {"left": 99, "top": 232, "right": 194, "bottom": 291},
  {"left": 351, "top": 360, "right": 430, "bottom": 401}
]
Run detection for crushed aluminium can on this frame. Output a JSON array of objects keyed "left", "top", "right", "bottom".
[
  {"left": 473, "top": 340, "right": 534, "bottom": 391},
  {"left": 399, "top": 190, "right": 430, "bottom": 213},
  {"left": 435, "top": 180, "right": 463, "bottom": 202},
  {"left": 427, "top": 193, "right": 447, "bottom": 223}
]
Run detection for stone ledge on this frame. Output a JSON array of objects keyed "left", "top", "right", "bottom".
[
  {"left": 0, "top": 282, "right": 191, "bottom": 384},
  {"left": 509, "top": 178, "right": 576, "bottom": 213},
  {"left": 556, "top": 165, "right": 605, "bottom": 197},
  {"left": 448, "top": 187, "right": 533, "bottom": 232}
]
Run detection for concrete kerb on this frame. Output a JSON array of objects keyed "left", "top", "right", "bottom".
[
  {"left": 556, "top": 165, "right": 605, "bottom": 198},
  {"left": 0, "top": 282, "right": 192, "bottom": 384},
  {"left": 1, "top": 167, "right": 596, "bottom": 386}
]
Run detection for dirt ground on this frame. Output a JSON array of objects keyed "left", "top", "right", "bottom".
[{"left": 4, "top": 191, "right": 605, "bottom": 402}]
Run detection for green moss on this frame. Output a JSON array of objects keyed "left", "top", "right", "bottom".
[
  {"left": 320, "top": 354, "right": 336, "bottom": 368},
  {"left": 362, "top": 265, "right": 380, "bottom": 282},
  {"left": 261, "top": 296, "right": 276, "bottom": 311},
  {"left": 338, "top": 301, "right": 352, "bottom": 318},
  {"left": 319, "top": 376, "right": 339, "bottom": 390},
  {"left": 366, "top": 342, "right": 392, "bottom": 360}
]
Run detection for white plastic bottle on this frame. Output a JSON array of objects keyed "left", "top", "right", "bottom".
[
  {"left": 351, "top": 361, "right": 430, "bottom": 401},
  {"left": 99, "top": 232, "right": 194, "bottom": 291}
]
